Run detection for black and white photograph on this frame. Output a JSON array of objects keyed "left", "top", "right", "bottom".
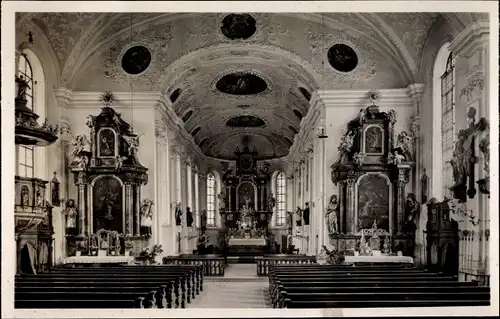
[{"left": 1, "top": 1, "right": 498, "bottom": 317}]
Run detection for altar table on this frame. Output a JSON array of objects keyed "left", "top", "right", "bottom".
[
  {"left": 228, "top": 238, "right": 266, "bottom": 246},
  {"left": 63, "top": 256, "right": 135, "bottom": 266},
  {"left": 344, "top": 255, "right": 414, "bottom": 265}
]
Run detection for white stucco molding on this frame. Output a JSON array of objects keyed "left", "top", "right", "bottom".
[
  {"left": 449, "top": 21, "right": 489, "bottom": 59},
  {"left": 312, "top": 89, "right": 413, "bottom": 108}
]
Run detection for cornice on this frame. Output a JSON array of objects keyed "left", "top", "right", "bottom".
[
  {"left": 450, "top": 21, "right": 490, "bottom": 59},
  {"left": 69, "top": 91, "right": 161, "bottom": 108},
  {"left": 312, "top": 89, "right": 412, "bottom": 108}
]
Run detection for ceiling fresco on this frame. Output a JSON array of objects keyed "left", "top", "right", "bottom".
[{"left": 17, "top": 12, "right": 484, "bottom": 159}]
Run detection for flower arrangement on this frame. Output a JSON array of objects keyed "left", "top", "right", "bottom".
[
  {"left": 139, "top": 244, "right": 163, "bottom": 265},
  {"left": 100, "top": 90, "right": 115, "bottom": 107}
]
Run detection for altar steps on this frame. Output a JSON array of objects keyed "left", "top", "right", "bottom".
[{"left": 226, "top": 256, "right": 260, "bottom": 264}]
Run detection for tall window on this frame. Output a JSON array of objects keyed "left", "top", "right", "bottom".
[
  {"left": 17, "top": 54, "right": 34, "bottom": 178},
  {"left": 441, "top": 53, "right": 455, "bottom": 199},
  {"left": 276, "top": 171, "right": 286, "bottom": 226},
  {"left": 206, "top": 173, "right": 216, "bottom": 226}
]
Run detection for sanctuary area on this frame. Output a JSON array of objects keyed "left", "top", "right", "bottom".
[{"left": 9, "top": 8, "right": 494, "bottom": 312}]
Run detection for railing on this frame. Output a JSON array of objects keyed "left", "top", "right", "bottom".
[
  {"left": 163, "top": 255, "right": 225, "bottom": 276},
  {"left": 256, "top": 255, "right": 317, "bottom": 276}
]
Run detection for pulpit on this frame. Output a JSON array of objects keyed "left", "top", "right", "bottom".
[{"left": 67, "top": 106, "right": 149, "bottom": 257}]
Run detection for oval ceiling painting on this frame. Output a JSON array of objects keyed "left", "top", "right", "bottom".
[
  {"left": 327, "top": 43, "right": 358, "bottom": 72},
  {"left": 226, "top": 115, "right": 266, "bottom": 128},
  {"left": 221, "top": 13, "right": 257, "bottom": 40},
  {"left": 121, "top": 45, "right": 152, "bottom": 75},
  {"left": 216, "top": 72, "right": 268, "bottom": 95}
]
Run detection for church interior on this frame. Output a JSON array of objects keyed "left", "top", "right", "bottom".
[{"left": 10, "top": 10, "right": 494, "bottom": 311}]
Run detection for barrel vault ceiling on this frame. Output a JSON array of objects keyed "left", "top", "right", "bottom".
[{"left": 16, "top": 12, "right": 487, "bottom": 160}]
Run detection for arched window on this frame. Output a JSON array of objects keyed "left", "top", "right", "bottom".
[
  {"left": 276, "top": 171, "right": 286, "bottom": 226},
  {"left": 206, "top": 173, "right": 216, "bottom": 226},
  {"left": 16, "top": 53, "right": 35, "bottom": 178},
  {"left": 440, "top": 53, "right": 455, "bottom": 199},
  {"left": 432, "top": 43, "right": 454, "bottom": 200}
]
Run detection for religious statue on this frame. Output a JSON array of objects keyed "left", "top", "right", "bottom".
[
  {"left": 268, "top": 193, "right": 276, "bottom": 212},
  {"left": 286, "top": 211, "right": 293, "bottom": 228},
  {"left": 200, "top": 209, "right": 207, "bottom": 233},
  {"left": 218, "top": 192, "right": 226, "bottom": 211},
  {"left": 186, "top": 207, "right": 194, "bottom": 228},
  {"left": 140, "top": 199, "right": 154, "bottom": 236},
  {"left": 123, "top": 134, "right": 141, "bottom": 156},
  {"left": 302, "top": 202, "right": 310, "bottom": 226},
  {"left": 35, "top": 186, "right": 43, "bottom": 207},
  {"left": 338, "top": 129, "right": 356, "bottom": 162},
  {"left": 295, "top": 206, "right": 302, "bottom": 226},
  {"left": 115, "top": 155, "right": 124, "bottom": 170},
  {"left": 71, "top": 134, "right": 90, "bottom": 169},
  {"left": 396, "top": 131, "right": 413, "bottom": 161},
  {"left": 20, "top": 185, "right": 30, "bottom": 207},
  {"left": 325, "top": 195, "right": 339, "bottom": 234},
  {"left": 64, "top": 199, "right": 78, "bottom": 235},
  {"left": 86, "top": 115, "right": 96, "bottom": 129},
  {"left": 243, "top": 193, "right": 251, "bottom": 208},
  {"left": 15, "top": 75, "right": 30, "bottom": 100},
  {"left": 175, "top": 202, "right": 183, "bottom": 226},
  {"left": 390, "top": 150, "right": 406, "bottom": 165}
]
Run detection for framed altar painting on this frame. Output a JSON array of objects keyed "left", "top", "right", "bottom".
[
  {"left": 355, "top": 173, "right": 392, "bottom": 232},
  {"left": 362, "top": 124, "right": 384, "bottom": 155},
  {"left": 97, "top": 128, "right": 118, "bottom": 157}
]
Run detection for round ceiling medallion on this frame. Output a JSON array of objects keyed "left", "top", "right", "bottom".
[
  {"left": 121, "top": 45, "right": 152, "bottom": 75},
  {"left": 226, "top": 115, "right": 265, "bottom": 128},
  {"left": 221, "top": 13, "right": 257, "bottom": 40},
  {"left": 216, "top": 72, "right": 268, "bottom": 95},
  {"left": 327, "top": 44, "right": 358, "bottom": 73}
]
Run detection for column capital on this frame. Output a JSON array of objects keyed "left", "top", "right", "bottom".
[
  {"left": 154, "top": 120, "right": 168, "bottom": 141},
  {"left": 170, "top": 144, "right": 182, "bottom": 156},
  {"left": 450, "top": 21, "right": 489, "bottom": 59},
  {"left": 54, "top": 87, "right": 73, "bottom": 109},
  {"left": 406, "top": 84, "right": 425, "bottom": 102}
]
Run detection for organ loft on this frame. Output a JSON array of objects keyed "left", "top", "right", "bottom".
[{"left": 8, "top": 7, "right": 495, "bottom": 314}]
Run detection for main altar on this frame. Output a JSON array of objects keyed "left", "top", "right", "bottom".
[{"left": 219, "top": 147, "right": 273, "bottom": 256}]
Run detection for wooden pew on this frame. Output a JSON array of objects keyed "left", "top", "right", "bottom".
[{"left": 15, "top": 265, "right": 203, "bottom": 309}]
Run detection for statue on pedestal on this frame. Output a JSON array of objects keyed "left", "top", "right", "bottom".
[
  {"left": 325, "top": 195, "right": 339, "bottom": 234},
  {"left": 140, "top": 199, "right": 154, "bottom": 236},
  {"left": 64, "top": 199, "right": 78, "bottom": 236},
  {"left": 15, "top": 75, "right": 30, "bottom": 100},
  {"left": 186, "top": 207, "right": 194, "bottom": 227},
  {"left": 175, "top": 202, "right": 183, "bottom": 226}
]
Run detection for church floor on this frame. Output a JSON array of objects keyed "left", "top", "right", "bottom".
[{"left": 189, "top": 264, "right": 271, "bottom": 308}]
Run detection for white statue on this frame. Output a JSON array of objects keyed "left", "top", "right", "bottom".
[
  {"left": 140, "top": 199, "right": 154, "bottom": 236},
  {"left": 123, "top": 134, "right": 141, "bottom": 156},
  {"left": 325, "top": 195, "right": 339, "bottom": 234},
  {"left": 390, "top": 150, "right": 406, "bottom": 165}
]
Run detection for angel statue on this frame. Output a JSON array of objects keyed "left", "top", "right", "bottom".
[
  {"left": 86, "top": 115, "right": 96, "bottom": 129},
  {"left": 390, "top": 150, "right": 406, "bottom": 165},
  {"left": 71, "top": 134, "right": 90, "bottom": 159},
  {"left": 140, "top": 199, "right": 154, "bottom": 236},
  {"left": 325, "top": 195, "right": 339, "bottom": 234},
  {"left": 123, "top": 134, "right": 141, "bottom": 156},
  {"left": 396, "top": 131, "right": 413, "bottom": 161}
]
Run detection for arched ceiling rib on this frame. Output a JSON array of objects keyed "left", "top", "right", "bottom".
[{"left": 24, "top": 12, "right": 457, "bottom": 160}]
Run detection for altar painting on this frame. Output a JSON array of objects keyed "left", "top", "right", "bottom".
[
  {"left": 237, "top": 182, "right": 255, "bottom": 210},
  {"left": 363, "top": 125, "right": 384, "bottom": 154},
  {"left": 92, "top": 176, "right": 124, "bottom": 233},
  {"left": 98, "top": 128, "right": 116, "bottom": 157},
  {"left": 356, "top": 174, "right": 390, "bottom": 231}
]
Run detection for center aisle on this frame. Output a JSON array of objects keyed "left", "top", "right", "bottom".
[{"left": 190, "top": 264, "right": 271, "bottom": 308}]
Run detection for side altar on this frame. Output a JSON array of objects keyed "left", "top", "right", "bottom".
[
  {"left": 65, "top": 101, "right": 151, "bottom": 258},
  {"left": 219, "top": 147, "right": 274, "bottom": 256},
  {"left": 327, "top": 100, "right": 417, "bottom": 257}
]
